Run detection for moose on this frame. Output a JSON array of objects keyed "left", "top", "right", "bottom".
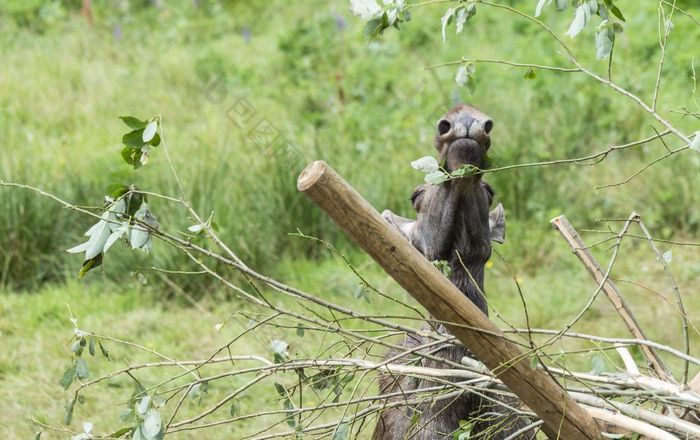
[{"left": 373, "top": 104, "right": 534, "bottom": 439}]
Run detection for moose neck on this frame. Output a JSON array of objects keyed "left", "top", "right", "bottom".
[{"left": 446, "top": 180, "right": 492, "bottom": 315}]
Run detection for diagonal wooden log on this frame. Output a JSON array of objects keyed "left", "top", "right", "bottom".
[
  {"left": 550, "top": 215, "right": 673, "bottom": 382},
  {"left": 298, "top": 161, "right": 603, "bottom": 440}
]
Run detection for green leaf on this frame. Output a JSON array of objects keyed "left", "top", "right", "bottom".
[
  {"left": 455, "top": 63, "right": 476, "bottom": 92},
  {"left": 187, "top": 224, "right": 203, "bottom": 233},
  {"left": 230, "top": 400, "right": 239, "bottom": 417},
  {"left": 353, "top": 284, "right": 371, "bottom": 303},
  {"left": 122, "top": 129, "right": 146, "bottom": 148},
  {"left": 410, "top": 156, "right": 439, "bottom": 173},
  {"left": 88, "top": 337, "right": 95, "bottom": 356},
  {"left": 84, "top": 219, "right": 112, "bottom": 260},
  {"left": 609, "top": 4, "right": 625, "bottom": 21},
  {"left": 451, "top": 164, "right": 478, "bottom": 177},
  {"left": 466, "top": 3, "right": 476, "bottom": 16},
  {"left": 455, "top": 65, "right": 468, "bottom": 86},
  {"left": 311, "top": 371, "right": 333, "bottom": 390},
  {"left": 188, "top": 383, "right": 203, "bottom": 400},
  {"left": 130, "top": 202, "right": 158, "bottom": 252},
  {"left": 78, "top": 254, "right": 102, "bottom": 278},
  {"left": 523, "top": 68, "right": 537, "bottom": 79},
  {"left": 455, "top": 5, "right": 475, "bottom": 34},
  {"left": 591, "top": 355, "right": 606, "bottom": 374},
  {"left": 104, "top": 226, "right": 127, "bottom": 253},
  {"left": 409, "top": 412, "right": 421, "bottom": 431},
  {"left": 64, "top": 397, "right": 76, "bottom": 425},
  {"left": 424, "top": 171, "right": 448, "bottom": 185},
  {"left": 143, "top": 120, "right": 158, "bottom": 143},
  {"left": 121, "top": 146, "right": 136, "bottom": 165},
  {"left": 530, "top": 355, "right": 540, "bottom": 370},
  {"left": 106, "top": 427, "right": 133, "bottom": 438},
  {"left": 432, "top": 260, "right": 452, "bottom": 277},
  {"left": 98, "top": 341, "right": 111, "bottom": 361},
  {"left": 588, "top": 0, "right": 598, "bottom": 14},
  {"left": 148, "top": 132, "right": 161, "bottom": 147},
  {"left": 340, "top": 374, "right": 355, "bottom": 385},
  {"left": 364, "top": 12, "right": 389, "bottom": 41},
  {"left": 690, "top": 132, "right": 700, "bottom": 153},
  {"left": 440, "top": 7, "right": 455, "bottom": 42},
  {"left": 595, "top": 27, "right": 614, "bottom": 60},
  {"left": 120, "top": 116, "right": 148, "bottom": 130},
  {"left": 76, "top": 357, "right": 89, "bottom": 379},
  {"left": 34, "top": 432, "right": 42, "bottom": 440},
  {"left": 274, "top": 382, "right": 286, "bottom": 396},
  {"left": 119, "top": 408, "right": 135, "bottom": 423},
  {"left": 285, "top": 410, "right": 296, "bottom": 428},
  {"left": 535, "top": 0, "right": 551, "bottom": 17},
  {"left": 106, "top": 184, "right": 130, "bottom": 199},
  {"left": 555, "top": 0, "right": 568, "bottom": 11},
  {"left": 71, "top": 340, "right": 82, "bottom": 353},
  {"left": 130, "top": 225, "right": 149, "bottom": 249},
  {"left": 60, "top": 365, "right": 76, "bottom": 390},
  {"left": 296, "top": 325, "right": 305, "bottom": 337},
  {"left": 142, "top": 409, "right": 163, "bottom": 440},
  {"left": 454, "top": 7, "right": 467, "bottom": 34},
  {"left": 132, "top": 426, "right": 144, "bottom": 440},
  {"left": 66, "top": 242, "right": 89, "bottom": 254},
  {"left": 566, "top": 5, "right": 587, "bottom": 38},
  {"left": 271, "top": 339, "right": 289, "bottom": 356},
  {"left": 332, "top": 422, "right": 349, "bottom": 440},
  {"left": 137, "top": 396, "right": 151, "bottom": 416},
  {"left": 663, "top": 251, "right": 672, "bottom": 264}
]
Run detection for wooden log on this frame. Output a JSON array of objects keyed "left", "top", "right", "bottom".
[
  {"left": 550, "top": 215, "right": 672, "bottom": 382},
  {"left": 297, "top": 161, "right": 603, "bottom": 440}
]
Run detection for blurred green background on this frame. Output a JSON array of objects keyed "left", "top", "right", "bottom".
[
  {"left": 1, "top": 0, "right": 699, "bottom": 438},
  {"left": 1, "top": 0, "right": 699, "bottom": 291}
]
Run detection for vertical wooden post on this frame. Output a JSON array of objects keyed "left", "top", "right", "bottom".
[
  {"left": 550, "top": 215, "right": 672, "bottom": 382},
  {"left": 298, "top": 161, "right": 602, "bottom": 440}
]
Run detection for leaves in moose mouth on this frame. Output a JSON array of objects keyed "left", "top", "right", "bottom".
[
  {"left": 425, "top": 171, "right": 448, "bottom": 185},
  {"left": 410, "top": 156, "right": 439, "bottom": 173}
]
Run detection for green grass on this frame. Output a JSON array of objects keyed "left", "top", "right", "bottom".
[{"left": 2, "top": 239, "right": 699, "bottom": 438}]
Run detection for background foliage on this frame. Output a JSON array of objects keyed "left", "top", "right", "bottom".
[{"left": 1, "top": 0, "right": 699, "bottom": 291}]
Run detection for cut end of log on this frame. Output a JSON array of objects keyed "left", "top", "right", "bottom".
[
  {"left": 297, "top": 160, "right": 328, "bottom": 192},
  {"left": 550, "top": 214, "right": 566, "bottom": 227}
]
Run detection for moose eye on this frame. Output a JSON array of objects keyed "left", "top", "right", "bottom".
[{"left": 437, "top": 119, "right": 451, "bottom": 135}]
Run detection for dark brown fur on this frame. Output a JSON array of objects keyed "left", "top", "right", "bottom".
[{"left": 375, "top": 105, "right": 535, "bottom": 440}]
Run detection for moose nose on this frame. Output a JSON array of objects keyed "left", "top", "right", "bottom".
[
  {"left": 468, "top": 118, "right": 493, "bottom": 139},
  {"left": 447, "top": 116, "right": 493, "bottom": 140},
  {"left": 483, "top": 119, "right": 493, "bottom": 134}
]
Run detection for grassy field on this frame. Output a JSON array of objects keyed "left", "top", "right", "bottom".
[
  {"left": 1, "top": 0, "right": 700, "bottom": 438},
  {"left": 2, "top": 240, "right": 699, "bottom": 438}
]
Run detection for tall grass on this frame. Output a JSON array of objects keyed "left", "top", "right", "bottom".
[{"left": 1, "top": 0, "right": 698, "bottom": 290}]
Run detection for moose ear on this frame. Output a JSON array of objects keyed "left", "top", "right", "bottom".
[
  {"left": 381, "top": 209, "right": 415, "bottom": 241},
  {"left": 489, "top": 203, "right": 506, "bottom": 244}
]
